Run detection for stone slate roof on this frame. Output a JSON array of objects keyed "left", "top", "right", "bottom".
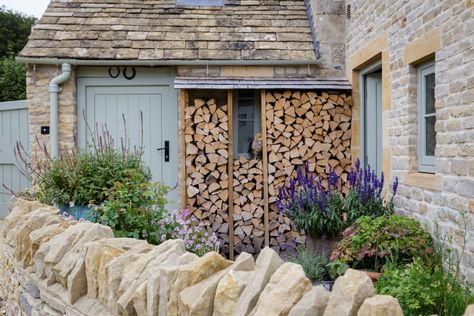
[{"left": 19, "top": 0, "right": 317, "bottom": 61}]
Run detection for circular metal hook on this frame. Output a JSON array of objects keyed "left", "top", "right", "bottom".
[
  {"left": 108, "top": 67, "right": 120, "bottom": 78},
  {"left": 123, "top": 67, "right": 136, "bottom": 80}
]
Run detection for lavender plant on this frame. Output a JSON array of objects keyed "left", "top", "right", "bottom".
[
  {"left": 344, "top": 159, "right": 399, "bottom": 221},
  {"left": 159, "top": 209, "right": 220, "bottom": 256},
  {"left": 276, "top": 162, "right": 344, "bottom": 238}
]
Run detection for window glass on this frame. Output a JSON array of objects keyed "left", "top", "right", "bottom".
[
  {"left": 418, "top": 61, "right": 436, "bottom": 173},
  {"left": 425, "top": 73, "right": 435, "bottom": 114},
  {"left": 425, "top": 116, "right": 436, "bottom": 156},
  {"left": 233, "top": 90, "right": 261, "bottom": 158}
]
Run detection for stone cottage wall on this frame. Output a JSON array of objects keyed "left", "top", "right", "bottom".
[
  {"left": 345, "top": 0, "right": 474, "bottom": 284},
  {"left": 26, "top": 64, "right": 76, "bottom": 158},
  {"left": 1, "top": 198, "right": 409, "bottom": 316}
]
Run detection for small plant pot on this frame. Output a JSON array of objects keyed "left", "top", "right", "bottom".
[
  {"left": 58, "top": 204, "right": 94, "bottom": 221},
  {"left": 363, "top": 271, "right": 382, "bottom": 283},
  {"left": 314, "top": 280, "right": 335, "bottom": 291}
]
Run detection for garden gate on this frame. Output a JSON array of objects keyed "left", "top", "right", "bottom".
[{"left": 0, "top": 100, "right": 30, "bottom": 218}]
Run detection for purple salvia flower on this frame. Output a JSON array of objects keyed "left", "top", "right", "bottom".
[{"left": 393, "top": 177, "right": 399, "bottom": 196}]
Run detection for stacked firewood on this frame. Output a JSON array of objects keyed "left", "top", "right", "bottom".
[
  {"left": 232, "top": 157, "right": 265, "bottom": 255},
  {"left": 185, "top": 98, "right": 230, "bottom": 255},
  {"left": 265, "top": 90, "right": 353, "bottom": 251}
]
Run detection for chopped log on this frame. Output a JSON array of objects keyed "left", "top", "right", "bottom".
[{"left": 265, "top": 90, "right": 352, "bottom": 252}]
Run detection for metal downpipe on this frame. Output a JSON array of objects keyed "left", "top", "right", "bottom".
[{"left": 49, "top": 63, "right": 72, "bottom": 159}]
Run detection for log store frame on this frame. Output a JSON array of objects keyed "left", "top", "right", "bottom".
[{"left": 177, "top": 80, "right": 352, "bottom": 260}]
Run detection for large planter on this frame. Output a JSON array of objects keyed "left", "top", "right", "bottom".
[{"left": 58, "top": 204, "right": 94, "bottom": 221}]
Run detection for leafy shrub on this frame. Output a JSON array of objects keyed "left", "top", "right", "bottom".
[
  {"left": 327, "top": 259, "right": 350, "bottom": 280},
  {"left": 344, "top": 160, "right": 398, "bottom": 221},
  {"left": 0, "top": 56, "right": 26, "bottom": 101},
  {"left": 330, "top": 215, "right": 433, "bottom": 272},
  {"left": 281, "top": 246, "right": 331, "bottom": 282},
  {"left": 91, "top": 172, "right": 169, "bottom": 245},
  {"left": 276, "top": 163, "right": 344, "bottom": 238},
  {"left": 0, "top": 8, "right": 36, "bottom": 101},
  {"left": 0, "top": 7, "right": 36, "bottom": 58},
  {"left": 159, "top": 209, "right": 220, "bottom": 256},
  {"left": 376, "top": 259, "right": 474, "bottom": 316},
  {"left": 377, "top": 216, "right": 474, "bottom": 316},
  {"left": 16, "top": 130, "right": 151, "bottom": 207}
]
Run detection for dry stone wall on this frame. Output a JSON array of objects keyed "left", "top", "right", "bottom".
[{"left": 1, "top": 198, "right": 416, "bottom": 316}]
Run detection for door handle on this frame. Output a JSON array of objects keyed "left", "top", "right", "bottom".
[{"left": 157, "top": 141, "right": 170, "bottom": 162}]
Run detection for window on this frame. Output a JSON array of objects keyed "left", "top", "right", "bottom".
[
  {"left": 418, "top": 60, "right": 436, "bottom": 173},
  {"left": 233, "top": 90, "right": 261, "bottom": 159}
]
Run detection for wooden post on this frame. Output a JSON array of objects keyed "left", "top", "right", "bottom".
[
  {"left": 227, "top": 90, "right": 235, "bottom": 260},
  {"left": 261, "top": 89, "right": 270, "bottom": 247},
  {"left": 179, "top": 89, "right": 187, "bottom": 211}
]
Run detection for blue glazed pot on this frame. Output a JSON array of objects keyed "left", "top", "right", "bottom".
[
  {"left": 58, "top": 204, "right": 94, "bottom": 221},
  {"left": 314, "top": 280, "right": 335, "bottom": 291}
]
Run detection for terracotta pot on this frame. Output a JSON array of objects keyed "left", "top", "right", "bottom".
[{"left": 363, "top": 271, "right": 382, "bottom": 282}]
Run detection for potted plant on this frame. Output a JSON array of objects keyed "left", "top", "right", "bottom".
[
  {"left": 15, "top": 125, "right": 151, "bottom": 221},
  {"left": 329, "top": 215, "right": 434, "bottom": 281},
  {"left": 276, "top": 163, "right": 345, "bottom": 253}
]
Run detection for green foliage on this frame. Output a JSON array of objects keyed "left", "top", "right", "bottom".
[
  {"left": 330, "top": 215, "right": 433, "bottom": 272},
  {"left": 33, "top": 148, "right": 151, "bottom": 207},
  {"left": 0, "top": 7, "right": 36, "bottom": 57},
  {"left": 0, "top": 56, "right": 26, "bottom": 101},
  {"left": 91, "top": 174, "right": 170, "bottom": 245},
  {"left": 0, "top": 7, "right": 36, "bottom": 101},
  {"left": 327, "top": 259, "right": 349, "bottom": 279},
  {"left": 376, "top": 259, "right": 474, "bottom": 316},
  {"left": 283, "top": 246, "right": 331, "bottom": 282}
]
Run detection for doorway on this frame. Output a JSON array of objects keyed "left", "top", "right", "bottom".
[
  {"left": 77, "top": 68, "right": 179, "bottom": 206},
  {"left": 360, "top": 62, "right": 382, "bottom": 174}
]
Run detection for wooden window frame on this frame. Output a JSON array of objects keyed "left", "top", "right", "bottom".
[
  {"left": 232, "top": 89, "right": 261, "bottom": 159},
  {"left": 417, "top": 60, "right": 436, "bottom": 173}
]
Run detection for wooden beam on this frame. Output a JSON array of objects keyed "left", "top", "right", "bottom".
[
  {"left": 261, "top": 89, "right": 270, "bottom": 247},
  {"left": 227, "top": 89, "right": 235, "bottom": 260},
  {"left": 179, "top": 89, "right": 187, "bottom": 211}
]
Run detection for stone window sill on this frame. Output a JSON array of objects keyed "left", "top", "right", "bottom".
[{"left": 404, "top": 172, "right": 443, "bottom": 191}]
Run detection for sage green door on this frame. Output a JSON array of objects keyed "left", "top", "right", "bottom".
[
  {"left": 363, "top": 72, "right": 382, "bottom": 174},
  {"left": 77, "top": 75, "right": 179, "bottom": 206},
  {"left": 0, "top": 101, "right": 30, "bottom": 218}
]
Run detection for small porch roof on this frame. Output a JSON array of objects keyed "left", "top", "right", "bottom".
[{"left": 174, "top": 77, "right": 352, "bottom": 90}]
